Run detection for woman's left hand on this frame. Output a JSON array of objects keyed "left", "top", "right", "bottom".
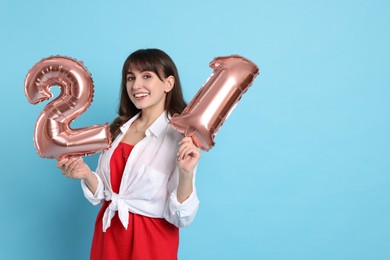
[{"left": 177, "top": 136, "right": 201, "bottom": 175}]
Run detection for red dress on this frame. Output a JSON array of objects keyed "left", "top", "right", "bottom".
[{"left": 90, "top": 142, "right": 179, "bottom": 260}]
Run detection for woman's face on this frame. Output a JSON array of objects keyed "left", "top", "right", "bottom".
[{"left": 126, "top": 68, "right": 174, "bottom": 113}]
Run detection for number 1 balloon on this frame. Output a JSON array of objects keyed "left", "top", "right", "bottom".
[
  {"left": 24, "top": 56, "right": 112, "bottom": 160},
  {"left": 170, "top": 55, "right": 259, "bottom": 151}
]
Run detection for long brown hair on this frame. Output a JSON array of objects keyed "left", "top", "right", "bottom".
[{"left": 110, "top": 49, "right": 187, "bottom": 141}]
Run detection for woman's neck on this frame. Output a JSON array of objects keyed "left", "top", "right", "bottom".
[{"left": 137, "top": 107, "right": 165, "bottom": 128}]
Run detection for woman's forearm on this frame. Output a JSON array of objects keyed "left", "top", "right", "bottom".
[
  {"left": 177, "top": 171, "right": 194, "bottom": 203},
  {"left": 83, "top": 171, "right": 99, "bottom": 195}
]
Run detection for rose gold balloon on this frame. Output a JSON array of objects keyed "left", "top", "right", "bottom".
[
  {"left": 170, "top": 55, "right": 259, "bottom": 151},
  {"left": 24, "top": 56, "right": 112, "bottom": 159}
]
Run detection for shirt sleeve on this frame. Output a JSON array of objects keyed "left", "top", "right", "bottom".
[{"left": 163, "top": 165, "right": 200, "bottom": 228}]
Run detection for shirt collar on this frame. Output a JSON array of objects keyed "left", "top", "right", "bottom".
[
  {"left": 147, "top": 111, "right": 170, "bottom": 137},
  {"left": 119, "top": 111, "right": 170, "bottom": 138}
]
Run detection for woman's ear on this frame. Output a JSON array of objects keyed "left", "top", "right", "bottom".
[{"left": 164, "top": 76, "right": 175, "bottom": 93}]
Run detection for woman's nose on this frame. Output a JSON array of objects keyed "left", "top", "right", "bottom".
[{"left": 132, "top": 78, "right": 143, "bottom": 90}]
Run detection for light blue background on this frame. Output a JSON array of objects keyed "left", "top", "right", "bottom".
[{"left": 1, "top": 0, "right": 389, "bottom": 259}]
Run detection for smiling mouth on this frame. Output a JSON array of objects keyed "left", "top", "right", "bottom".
[{"left": 134, "top": 93, "right": 149, "bottom": 98}]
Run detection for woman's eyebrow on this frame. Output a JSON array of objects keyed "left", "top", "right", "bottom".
[{"left": 127, "top": 70, "right": 150, "bottom": 74}]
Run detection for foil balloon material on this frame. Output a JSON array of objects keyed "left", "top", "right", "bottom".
[
  {"left": 24, "top": 56, "right": 112, "bottom": 159},
  {"left": 170, "top": 55, "right": 259, "bottom": 151}
]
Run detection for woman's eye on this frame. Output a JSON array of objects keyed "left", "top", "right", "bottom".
[
  {"left": 143, "top": 74, "right": 152, "bottom": 79},
  {"left": 127, "top": 76, "right": 135, "bottom": 81}
]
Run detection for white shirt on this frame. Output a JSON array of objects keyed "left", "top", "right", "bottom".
[{"left": 81, "top": 111, "right": 199, "bottom": 232}]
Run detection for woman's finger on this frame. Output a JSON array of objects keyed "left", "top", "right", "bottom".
[
  {"left": 62, "top": 168, "right": 69, "bottom": 177},
  {"left": 178, "top": 136, "right": 191, "bottom": 144},
  {"left": 178, "top": 143, "right": 195, "bottom": 157},
  {"left": 181, "top": 145, "right": 200, "bottom": 160},
  {"left": 63, "top": 157, "right": 78, "bottom": 169},
  {"left": 181, "top": 146, "right": 192, "bottom": 159},
  {"left": 56, "top": 158, "right": 69, "bottom": 169},
  {"left": 67, "top": 157, "right": 82, "bottom": 172},
  {"left": 177, "top": 143, "right": 187, "bottom": 156}
]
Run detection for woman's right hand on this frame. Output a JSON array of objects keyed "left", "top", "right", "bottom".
[{"left": 56, "top": 156, "right": 92, "bottom": 180}]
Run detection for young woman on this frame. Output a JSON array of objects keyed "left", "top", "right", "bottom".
[{"left": 56, "top": 49, "right": 201, "bottom": 260}]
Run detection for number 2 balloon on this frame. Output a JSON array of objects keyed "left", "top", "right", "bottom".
[
  {"left": 24, "top": 56, "right": 112, "bottom": 160},
  {"left": 170, "top": 55, "right": 259, "bottom": 151}
]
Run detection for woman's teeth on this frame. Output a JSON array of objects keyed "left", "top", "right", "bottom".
[{"left": 135, "top": 93, "right": 149, "bottom": 98}]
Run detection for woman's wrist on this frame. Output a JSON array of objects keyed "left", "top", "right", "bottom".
[
  {"left": 82, "top": 170, "right": 94, "bottom": 181},
  {"left": 179, "top": 168, "right": 194, "bottom": 177},
  {"left": 83, "top": 170, "right": 98, "bottom": 193}
]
